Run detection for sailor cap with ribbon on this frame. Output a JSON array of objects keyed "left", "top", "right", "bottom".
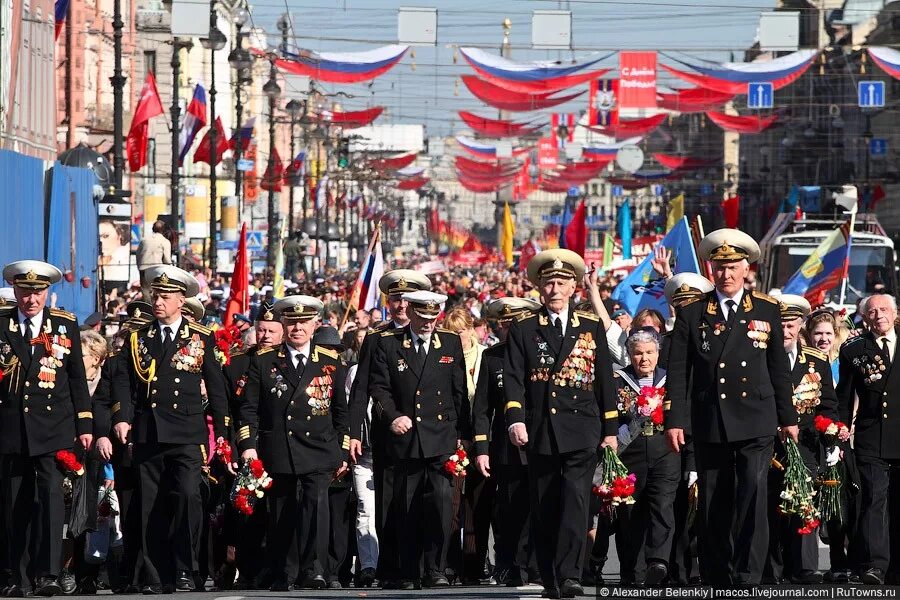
[{"left": 664, "top": 272, "right": 714, "bottom": 306}]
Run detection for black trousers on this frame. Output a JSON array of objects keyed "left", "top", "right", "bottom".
[
  {"left": 854, "top": 454, "right": 900, "bottom": 575},
  {"left": 695, "top": 436, "right": 773, "bottom": 585},
  {"left": 616, "top": 436, "right": 680, "bottom": 580},
  {"left": 0, "top": 453, "right": 63, "bottom": 584},
  {"left": 395, "top": 456, "right": 453, "bottom": 580},
  {"left": 493, "top": 464, "right": 532, "bottom": 579},
  {"left": 462, "top": 469, "right": 495, "bottom": 579},
  {"left": 528, "top": 447, "right": 597, "bottom": 587},
  {"left": 265, "top": 471, "right": 331, "bottom": 584},
  {"left": 668, "top": 476, "right": 699, "bottom": 584},
  {"left": 372, "top": 427, "right": 400, "bottom": 580},
  {"left": 134, "top": 443, "right": 203, "bottom": 587},
  {"left": 234, "top": 498, "right": 267, "bottom": 584},
  {"left": 326, "top": 484, "right": 354, "bottom": 581}
]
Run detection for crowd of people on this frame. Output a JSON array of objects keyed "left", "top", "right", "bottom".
[{"left": 0, "top": 225, "right": 897, "bottom": 598}]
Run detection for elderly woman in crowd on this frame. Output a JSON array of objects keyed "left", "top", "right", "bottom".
[{"left": 611, "top": 329, "right": 680, "bottom": 587}]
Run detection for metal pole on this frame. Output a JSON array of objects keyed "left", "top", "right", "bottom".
[
  {"left": 111, "top": 0, "right": 126, "bottom": 190},
  {"left": 170, "top": 40, "right": 188, "bottom": 262},
  {"left": 208, "top": 4, "right": 218, "bottom": 274},
  {"left": 288, "top": 116, "right": 296, "bottom": 232},
  {"left": 315, "top": 138, "right": 322, "bottom": 271},
  {"left": 266, "top": 61, "right": 278, "bottom": 270}
]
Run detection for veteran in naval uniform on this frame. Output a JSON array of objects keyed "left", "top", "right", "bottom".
[
  {"left": 0, "top": 261, "right": 93, "bottom": 597},
  {"left": 367, "top": 290, "right": 469, "bottom": 589},
  {"left": 665, "top": 229, "right": 798, "bottom": 586},
  {"left": 111, "top": 266, "right": 229, "bottom": 594},
  {"left": 836, "top": 293, "right": 900, "bottom": 585},
  {"left": 503, "top": 249, "right": 618, "bottom": 599},
  {"left": 238, "top": 295, "right": 349, "bottom": 590},
  {"left": 347, "top": 269, "right": 431, "bottom": 588},
  {"left": 472, "top": 297, "right": 541, "bottom": 587}
]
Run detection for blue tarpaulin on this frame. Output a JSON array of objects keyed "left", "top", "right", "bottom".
[{"left": 0, "top": 150, "right": 46, "bottom": 267}]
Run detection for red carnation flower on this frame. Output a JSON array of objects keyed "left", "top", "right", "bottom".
[{"left": 249, "top": 459, "right": 265, "bottom": 479}]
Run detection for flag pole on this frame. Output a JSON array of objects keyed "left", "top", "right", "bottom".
[
  {"left": 341, "top": 224, "right": 381, "bottom": 329},
  {"left": 837, "top": 206, "right": 857, "bottom": 307}
]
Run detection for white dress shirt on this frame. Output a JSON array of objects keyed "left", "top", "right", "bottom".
[
  {"left": 158, "top": 316, "right": 183, "bottom": 341},
  {"left": 18, "top": 310, "right": 42, "bottom": 353},
  {"left": 715, "top": 288, "right": 744, "bottom": 319},
  {"left": 287, "top": 341, "right": 311, "bottom": 369},
  {"left": 410, "top": 330, "right": 431, "bottom": 357},
  {"left": 547, "top": 306, "right": 570, "bottom": 336}
]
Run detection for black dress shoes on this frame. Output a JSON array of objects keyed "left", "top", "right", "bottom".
[
  {"left": 398, "top": 580, "right": 417, "bottom": 590},
  {"left": 140, "top": 585, "right": 162, "bottom": 595},
  {"left": 175, "top": 572, "right": 194, "bottom": 592},
  {"left": 541, "top": 586, "right": 561, "bottom": 599},
  {"left": 644, "top": 562, "right": 668, "bottom": 587},
  {"left": 357, "top": 568, "right": 376, "bottom": 588},
  {"left": 33, "top": 577, "right": 62, "bottom": 597},
  {"left": 4, "top": 585, "right": 25, "bottom": 598},
  {"left": 560, "top": 579, "right": 584, "bottom": 598},
  {"left": 301, "top": 574, "right": 326, "bottom": 589},
  {"left": 422, "top": 573, "right": 450, "bottom": 587},
  {"left": 792, "top": 570, "right": 823, "bottom": 584},
  {"left": 862, "top": 568, "right": 885, "bottom": 585}
]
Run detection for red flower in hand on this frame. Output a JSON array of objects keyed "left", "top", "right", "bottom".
[{"left": 249, "top": 459, "right": 265, "bottom": 479}]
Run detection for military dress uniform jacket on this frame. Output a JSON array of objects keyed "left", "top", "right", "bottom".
[
  {"left": 238, "top": 344, "right": 350, "bottom": 475},
  {"left": 836, "top": 328, "right": 900, "bottom": 459},
  {"left": 112, "top": 319, "right": 228, "bottom": 445},
  {"left": 348, "top": 320, "right": 393, "bottom": 443},
  {"left": 368, "top": 327, "right": 470, "bottom": 460},
  {"left": 472, "top": 342, "right": 524, "bottom": 466},
  {"left": 666, "top": 291, "right": 796, "bottom": 444},
  {"left": 223, "top": 347, "right": 256, "bottom": 444},
  {"left": 786, "top": 344, "right": 838, "bottom": 460},
  {"left": 0, "top": 306, "right": 92, "bottom": 456},
  {"left": 503, "top": 307, "right": 618, "bottom": 455}
]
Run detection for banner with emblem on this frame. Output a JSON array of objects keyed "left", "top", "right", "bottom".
[{"left": 611, "top": 216, "right": 700, "bottom": 319}]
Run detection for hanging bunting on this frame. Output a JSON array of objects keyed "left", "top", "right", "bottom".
[
  {"left": 394, "top": 176, "right": 429, "bottom": 191},
  {"left": 274, "top": 45, "right": 408, "bottom": 83},
  {"left": 459, "top": 47, "right": 612, "bottom": 93},
  {"left": 657, "top": 87, "right": 734, "bottom": 112},
  {"left": 581, "top": 136, "right": 644, "bottom": 162},
  {"left": 706, "top": 111, "right": 778, "bottom": 134},
  {"left": 455, "top": 155, "right": 519, "bottom": 174},
  {"left": 458, "top": 111, "right": 542, "bottom": 138},
  {"left": 367, "top": 152, "right": 417, "bottom": 171},
  {"left": 582, "top": 113, "right": 666, "bottom": 139},
  {"left": 868, "top": 47, "right": 900, "bottom": 79},
  {"left": 455, "top": 136, "right": 530, "bottom": 159},
  {"left": 316, "top": 106, "right": 384, "bottom": 128},
  {"left": 462, "top": 75, "right": 584, "bottom": 112},
  {"left": 653, "top": 153, "right": 713, "bottom": 170},
  {"left": 661, "top": 49, "right": 818, "bottom": 95}
]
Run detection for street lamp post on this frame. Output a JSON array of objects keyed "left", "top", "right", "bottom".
[
  {"left": 285, "top": 99, "right": 302, "bottom": 233},
  {"left": 228, "top": 8, "right": 252, "bottom": 213},
  {"left": 263, "top": 62, "right": 281, "bottom": 270},
  {"left": 110, "top": 0, "right": 126, "bottom": 191},
  {"left": 170, "top": 37, "right": 193, "bottom": 263},
  {"left": 200, "top": 11, "right": 226, "bottom": 274}
]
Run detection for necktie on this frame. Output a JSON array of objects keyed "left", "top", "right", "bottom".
[
  {"left": 417, "top": 339, "right": 427, "bottom": 361},
  {"left": 21, "top": 321, "right": 32, "bottom": 354},
  {"left": 725, "top": 300, "right": 737, "bottom": 323},
  {"left": 552, "top": 316, "right": 563, "bottom": 338},
  {"left": 882, "top": 337, "right": 892, "bottom": 365},
  {"left": 163, "top": 326, "right": 173, "bottom": 349},
  {"left": 295, "top": 353, "right": 306, "bottom": 372}
]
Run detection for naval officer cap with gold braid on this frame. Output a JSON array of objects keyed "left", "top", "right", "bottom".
[
  {"left": 3, "top": 260, "right": 63, "bottom": 291},
  {"left": 664, "top": 272, "right": 714, "bottom": 307},
  {"left": 145, "top": 265, "right": 200, "bottom": 297},
  {"left": 275, "top": 295, "right": 324, "bottom": 322},
  {"left": 526, "top": 249, "right": 586, "bottom": 286},
  {"left": 378, "top": 269, "right": 432, "bottom": 297},
  {"left": 483, "top": 297, "right": 542, "bottom": 323},
  {"left": 698, "top": 229, "right": 761, "bottom": 264},
  {"left": 775, "top": 293, "right": 811, "bottom": 322},
  {"left": 403, "top": 290, "right": 447, "bottom": 320}
]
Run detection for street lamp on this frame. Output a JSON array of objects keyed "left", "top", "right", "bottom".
[
  {"left": 228, "top": 7, "right": 252, "bottom": 212},
  {"left": 170, "top": 36, "right": 194, "bottom": 263},
  {"left": 264, "top": 62, "right": 281, "bottom": 270},
  {"left": 200, "top": 13, "right": 226, "bottom": 274},
  {"left": 285, "top": 98, "right": 303, "bottom": 233}
]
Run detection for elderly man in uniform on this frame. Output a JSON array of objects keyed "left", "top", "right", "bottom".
[
  {"left": 666, "top": 229, "right": 798, "bottom": 586},
  {"left": 765, "top": 294, "right": 836, "bottom": 584},
  {"left": 347, "top": 269, "right": 431, "bottom": 588},
  {"left": 504, "top": 249, "right": 618, "bottom": 599},
  {"left": 472, "top": 297, "right": 541, "bottom": 587},
  {"left": 368, "top": 290, "right": 469, "bottom": 589},
  {"left": 112, "top": 265, "right": 229, "bottom": 594},
  {"left": 0, "top": 261, "right": 93, "bottom": 597},
  {"left": 238, "top": 295, "right": 349, "bottom": 590},
  {"left": 837, "top": 293, "right": 900, "bottom": 585}
]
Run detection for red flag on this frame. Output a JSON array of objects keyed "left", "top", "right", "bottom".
[
  {"left": 564, "top": 200, "right": 587, "bottom": 258},
  {"left": 193, "top": 116, "right": 229, "bottom": 166},
  {"left": 260, "top": 148, "right": 284, "bottom": 192},
  {"left": 224, "top": 223, "right": 249, "bottom": 326},
  {"left": 126, "top": 72, "right": 164, "bottom": 172},
  {"left": 518, "top": 239, "right": 539, "bottom": 272},
  {"left": 722, "top": 195, "right": 740, "bottom": 228}
]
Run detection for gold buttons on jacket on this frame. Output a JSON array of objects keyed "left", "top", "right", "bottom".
[
  {"left": 173, "top": 404, "right": 177, "bottom": 409},
  {"left": 24, "top": 382, "right": 29, "bottom": 387},
  {"left": 153, "top": 377, "right": 158, "bottom": 382},
  {"left": 174, "top": 391, "right": 179, "bottom": 397},
  {"left": 174, "top": 378, "right": 180, "bottom": 384},
  {"left": 416, "top": 391, "right": 421, "bottom": 396},
  {"left": 416, "top": 403, "right": 421, "bottom": 409},
  {"left": 551, "top": 408, "right": 557, "bottom": 415},
  {"left": 741, "top": 392, "right": 747, "bottom": 398},
  {"left": 23, "top": 395, "right": 28, "bottom": 400},
  {"left": 551, "top": 392, "right": 557, "bottom": 398},
  {"left": 719, "top": 378, "right": 725, "bottom": 384},
  {"left": 437, "top": 415, "right": 443, "bottom": 421}
]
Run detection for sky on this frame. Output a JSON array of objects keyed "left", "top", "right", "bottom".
[{"left": 246, "top": 0, "right": 779, "bottom": 137}]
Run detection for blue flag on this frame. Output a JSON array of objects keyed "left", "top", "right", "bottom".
[
  {"left": 617, "top": 201, "right": 632, "bottom": 259},
  {"left": 611, "top": 217, "right": 701, "bottom": 319},
  {"left": 558, "top": 197, "right": 573, "bottom": 250}
]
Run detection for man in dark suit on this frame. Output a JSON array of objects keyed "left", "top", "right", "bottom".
[
  {"left": 347, "top": 269, "right": 431, "bottom": 588},
  {"left": 666, "top": 229, "right": 798, "bottom": 586},
  {"left": 472, "top": 297, "right": 540, "bottom": 587},
  {"left": 504, "top": 249, "right": 618, "bottom": 599},
  {"left": 111, "top": 265, "right": 229, "bottom": 594},
  {"left": 836, "top": 292, "right": 900, "bottom": 585},
  {"left": 368, "top": 290, "right": 470, "bottom": 589},
  {"left": 765, "top": 294, "right": 837, "bottom": 584},
  {"left": 238, "top": 296, "right": 349, "bottom": 591},
  {"left": 0, "top": 260, "right": 93, "bottom": 597}
]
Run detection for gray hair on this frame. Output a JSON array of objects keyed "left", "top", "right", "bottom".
[
  {"left": 626, "top": 329, "right": 660, "bottom": 355},
  {"left": 862, "top": 294, "right": 897, "bottom": 314}
]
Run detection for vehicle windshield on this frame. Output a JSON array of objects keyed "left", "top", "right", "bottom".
[{"left": 770, "top": 243, "right": 895, "bottom": 304}]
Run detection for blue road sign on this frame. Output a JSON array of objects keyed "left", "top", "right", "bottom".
[
  {"left": 130, "top": 225, "right": 141, "bottom": 251},
  {"left": 747, "top": 82, "right": 774, "bottom": 109},
  {"left": 858, "top": 81, "right": 885, "bottom": 108},
  {"left": 236, "top": 158, "right": 254, "bottom": 172},
  {"left": 870, "top": 138, "right": 888, "bottom": 156},
  {"left": 246, "top": 231, "right": 264, "bottom": 252}
]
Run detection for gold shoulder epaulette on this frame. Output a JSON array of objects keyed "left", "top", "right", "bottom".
[
  {"left": 231, "top": 349, "right": 248, "bottom": 358},
  {"left": 369, "top": 322, "right": 390, "bottom": 334},
  {"left": 381, "top": 328, "right": 403, "bottom": 337},
  {"left": 49, "top": 308, "right": 76, "bottom": 320},
  {"left": 257, "top": 346, "right": 277, "bottom": 355},
  {"left": 575, "top": 310, "right": 599, "bottom": 322},
  {"left": 802, "top": 346, "right": 828, "bottom": 362},
  {"left": 188, "top": 322, "right": 212, "bottom": 335},
  {"left": 314, "top": 345, "right": 339, "bottom": 360},
  {"left": 679, "top": 296, "right": 702, "bottom": 308},
  {"left": 516, "top": 311, "right": 537, "bottom": 322},
  {"left": 751, "top": 291, "right": 778, "bottom": 304}
]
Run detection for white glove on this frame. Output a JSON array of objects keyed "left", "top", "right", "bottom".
[
  {"left": 685, "top": 471, "right": 698, "bottom": 487},
  {"left": 825, "top": 446, "right": 840, "bottom": 467}
]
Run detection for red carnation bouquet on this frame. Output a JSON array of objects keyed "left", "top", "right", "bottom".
[
  {"left": 214, "top": 437, "right": 233, "bottom": 465},
  {"left": 814, "top": 415, "right": 850, "bottom": 523},
  {"left": 592, "top": 446, "right": 637, "bottom": 514},
  {"left": 55, "top": 449, "right": 84, "bottom": 476},
  {"left": 213, "top": 325, "right": 244, "bottom": 366},
  {"left": 444, "top": 444, "right": 470, "bottom": 477},
  {"left": 230, "top": 458, "right": 274, "bottom": 516},
  {"left": 778, "top": 439, "right": 820, "bottom": 535}
]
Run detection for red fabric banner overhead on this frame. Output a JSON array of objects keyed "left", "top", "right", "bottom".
[
  {"left": 317, "top": 106, "right": 384, "bottom": 128},
  {"left": 582, "top": 113, "right": 666, "bottom": 139},
  {"left": 653, "top": 153, "right": 713, "bottom": 170},
  {"left": 706, "top": 111, "right": 778, "bottom": 134},
  {"left": 394, "top": 176, "right": 430, "bottom": 190},
  {"left": 462, "top": 75, "right": 584, "bottom": 112},
  {"left": 368, "top": 152, "right": 417, "bottom": 171},
  {"left": 537, "top": 137, "right": 558, "bottom": 171},
  {"left": 722, "top": 195, "right": 740, "bottom": 228},
  {"left": 458, "top": 178, "right": 510, "bottom": 193},
  {"left": 619, "top": 51, "right": 658, "bottom": 109},
  {"left": 657, "top": 87, "right": 734, "bottom": 113},
  {"left": 455, "top": 155, "right": 519, "bottom": 174},
  {"left": 458, "top": 111, "right": 540, "bottom": 138}
]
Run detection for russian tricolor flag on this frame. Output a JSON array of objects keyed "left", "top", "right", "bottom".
[
  {"left": 178, "top": 84, "right": 207, "bottom": 165},
  {"left": 229, "top": 117, "right": 256, "bottom": 152},
  {"left": 55, "top": 0, "right": 69, "bottom": 40},
  {"left": 781, "top": 219, "right": 853, "bottom": 306},
  {"left": 350, "top": 227, "right": 384, "bottom": 312}
]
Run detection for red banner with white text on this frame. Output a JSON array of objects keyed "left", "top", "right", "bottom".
[{"left": 619, "top": 52, "right": 658, "bottom": 109}]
